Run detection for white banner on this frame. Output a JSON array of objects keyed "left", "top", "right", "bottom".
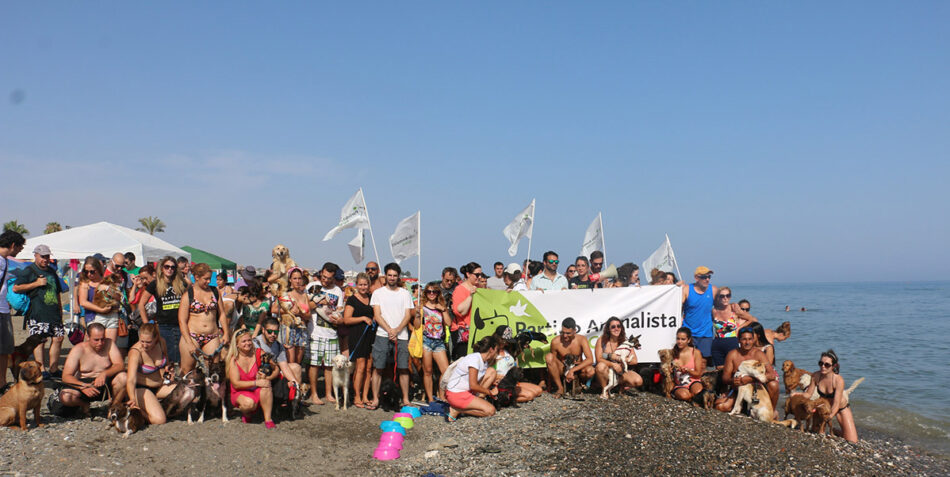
[
  {"left": 348, "top": 228, "right": 364, "bottom": 264},
  {"left": 469, "top": 285, "right": 682, "bottom": 364},
  {"left": 503, "top": 199, "right": 535, "bottom": 257},
  {"left": 580, "top": 212, "right": 604, "bottom": 258},
  {"left": 322, "top": 189, "right": 370, "bottom": 241},
  {"left": 389, "top": 211, "right": 420, "bottom": 264}
]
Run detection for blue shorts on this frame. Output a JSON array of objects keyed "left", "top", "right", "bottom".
[
  {"left": 693, "top": 336, "right": 713, "bottom": 359},
  {"left": 422, "top": 336, "right": 446, "bottom": 353}
]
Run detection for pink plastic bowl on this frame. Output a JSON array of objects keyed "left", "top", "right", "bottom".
[
  {"left": 378, "top": 438, "right": 403, "bottom": 450},
  {"left": 393, "top": 412, "right": 413, "bottom": 420},
  {"left": 380, "top": 431, "right": 405, "bottom": 444},
  {"left": 373, "top": 447, "right": 400, "bottom": 460}
]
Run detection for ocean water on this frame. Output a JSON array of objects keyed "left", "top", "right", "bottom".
[{"left": 732, "top": 281, "right": 950, "bottom": 456}]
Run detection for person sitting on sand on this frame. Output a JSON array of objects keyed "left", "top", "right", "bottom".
[
  {"left": 747, "top": 322, "right": 775, "bottom": 366},
  {"left": 444, "top": 335, "right": 503, "bottom": 421},
  {"left": 714, "top": 327, "right": 780, "bottom": 414},
  {"left": 254, "top": 318, "right": 303, "bottom": 387},
  {"left": 670, "top": 327, "right": 704, "bottom": 403},
  {"left": 594, "top": 317, "right": 643, "bottom": 398},
  {"left": 58, "top": 323, "right": 127, "bottom": 415},
  {"left": 126, "top": 323, "right": 176, "bottom": 425},
  {"left": 544, "top": 317, "right": 595, "bottom": 397},
  {"left": 227, "top": 328, "right": 276, "bottom": 428},
  {"left": 492, "top": 326, "right": 543, "bottom": 402},
  {"left": 797, "top": 349, "right": 858, "bottom": 442}
]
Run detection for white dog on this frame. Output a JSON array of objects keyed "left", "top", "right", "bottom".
[
  {"left": 601, "top": 334, "right": 641, "bottom": 399},
  {"left": 331, "top": 354, "right": 352, "bottom": 410}
]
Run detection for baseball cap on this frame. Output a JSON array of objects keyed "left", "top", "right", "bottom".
[
  {"left": 33, "top": 244, "right": 52, "bottom": 256},
  {"left": 694, "top": 266, "right": 714, "bottom": 276},
  {"left": 504, "top": 263, "right": 522, "bottom": 274},
  {"left": 334, "top": 269, "right": 345, "bottom": 281}
]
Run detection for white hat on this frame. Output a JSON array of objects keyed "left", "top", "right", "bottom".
[{"left": 504, "top": 263, "right": 522, "bottom": 274}]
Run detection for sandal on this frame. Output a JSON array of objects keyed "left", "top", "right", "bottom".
[
  {"left": 354, "top": 401, "right": 366, "bottom": 409},
  {"left": 365, "top": 402, "right": 378, "bottom": 411},
  {"left": 445, "top": 414, "right": 457, "bottom": 423}
]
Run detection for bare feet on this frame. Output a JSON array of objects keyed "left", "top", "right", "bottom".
[
  {"left": 311, "top": 396, "right": 325, "bottom": 405},
  {"left": 326, "top": 395, "right": 336, "bottom": 403}
]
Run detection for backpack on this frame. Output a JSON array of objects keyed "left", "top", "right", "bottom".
[{"left": 4, "top": 263, "right": 30, "bottom": 315}]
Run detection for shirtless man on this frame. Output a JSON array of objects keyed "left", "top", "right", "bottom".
[
  {"left": 58, "top": 323, "right": 127, "bottom": 415},
  {"left": 544, "top": 318, "right": 595, "bottom": 397},
  {"left": 714, "top": 327, "right": 780, "bottom": 414},
  {"left": 365, "top": 262, "right": 385, "bottom": 293}
]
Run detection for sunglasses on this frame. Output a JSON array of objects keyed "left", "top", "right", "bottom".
[
  {"left": 547, "top": 259, "right": 559, "bottom": 265},
  {"left": 697, "top": 274, "right": 711, "bottom": 280},
  {"left": 818, "top": 361, "right": 833, "bottom": 368},
  {"left": 425, "top": 290, "right": 439, "bottom": 295},
  {"left": 365, "top": 267, "right": 378, "bottom": 271},
  {"left": 740, "top": 307, "right": 751, "bottom": 312},
  {"left": 609, "top": 325, "right": 622, "bottom": 330},
  {"left": 163, "top": 265, "right": 177, "bottom": 270},
  {"left": 264, "top": 329, "right": 279, "bottom": 335},
  {"left": 718, "top": 293, "right": 731, "bottom": 298},
  {"left": 83, "top": 269, "right": 95, "bottom": 274}
]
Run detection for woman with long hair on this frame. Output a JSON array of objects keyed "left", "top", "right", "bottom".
[
  {"left": 138, "top": 256, "right": 187, "bottom": 363},
  {"left": 272, "top": 267, "right": 313, "bottom": 365},
  {"left": 343, "top": 272, "right": 375, "bottom": 408},
  {"left": 125, "top": 323, "right": 174, "bottom": 425},
  {"left": 226, "top": 328, "right": 276, "bottom": 428},
  {"left": 178, "top": 263, "right": 229, "bottom": 374},
  {"left": 594, "top": 317, "right": 643, "bottom": 399},
  {"left": 800, "top": 350, "right": 859, "bottom": 442},
  {"left": 710, "top": 286, "right": 758, "bottom": 368},
  {"left": 450, "top": 262, "right": 481, "bottom": 361},
  {"left": 670, "top": 327, "right": 704, "bottom": 402},
  {"left": 417, "top": 281, "right": 451, "bottom": 403},
  {"left": 746, "top": 321, "right": 775, "bottom": 365},
  {"left": 77, "top": 257, "right": 121, "bottom": 343},
  {"left": 236, "top": 281, "right": 269, "bottom": 338}
]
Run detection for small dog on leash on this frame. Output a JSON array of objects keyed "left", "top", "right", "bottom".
[
  {"left": 781, "top": 360, "right": 812, "bottom": 395},
  {"left": 489, "top": 367, "right": 523, "bottom": 410},
  {"left": 331, "top": 354, "right": 352, "bottom": 410},
  {"left": 563, "top": 355, "right": 581, "bottom": 398},
  {"left": 601, "top": 335, "right": 642, "bottom": 399},
  {"left": 378, "top": 379, "right": 402, "bottom": 412}
]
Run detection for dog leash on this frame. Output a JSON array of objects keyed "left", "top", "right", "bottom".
[{"left": 347, "top": 321, "right": 377, "bottom": 361}]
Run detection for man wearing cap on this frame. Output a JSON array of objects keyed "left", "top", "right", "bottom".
[
  {"left": 0, "top": 230, "right": 26, "bottom": 388},
  {"left": 680, "top": 266, "right": 718, "bottom": 360},
  {"left": 503, "top": 263, "right": 527, "bottom": 291},
  {"left": 13, "top": 245, "right": 67, "bottom": 378},
  {"left": 486, "top": 262, "right": 506, "bottom": 290}
]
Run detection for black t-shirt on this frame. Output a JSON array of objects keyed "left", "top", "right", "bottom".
[
  {"left": 145, "top": 281, "right": 183, "bottom": 325},
  {"left": 19, "top": 264, "right": 63, "bottom": 324},
  {"left": 569, "top": 275, "right": 596, "bottom": 290}
]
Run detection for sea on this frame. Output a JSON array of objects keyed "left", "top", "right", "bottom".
[{"left": 733, "top": 281, "right": 950, "bottom": 457}]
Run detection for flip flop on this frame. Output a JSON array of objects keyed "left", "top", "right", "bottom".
[{"left": 365, "top": 403, "right": 378, "bottom": 410}]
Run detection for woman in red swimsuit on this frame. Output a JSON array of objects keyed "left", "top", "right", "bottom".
[
  {"left": 226, "top": 328, "right": 277, "bottom": 428},
  {"left": 671, "top": 327, "right": 705, "bottom": 402}
]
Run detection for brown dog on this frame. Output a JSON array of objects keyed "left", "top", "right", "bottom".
[
  {"left": 700, "top": 371, "right": 718, "bottom": 409},
  {"left": 784, "top": 394, "right": 816, "bottom": 431},
  {"left": 7, "top": 334, "right": 48, "bottom": 381},
  {"left": 657, "top": 349, "right": 674, "bottom": 398},
  {"left": 92, "top": 273, "right": 124, "bottom": 311},
  {"left": 0, "top": 361, "right": 45, "bottom": 430},
  {"left": 269, "top": 244, "right": 297, "bottom": 297},
  {"left": 811, "top": 398, "right": 834, "bottom": 435},
  {"left": 781, "top": 360, "right": 812, "bottom": 395},
  {"left": 108, "top": 388, "right": 148, "bottom": 437}
]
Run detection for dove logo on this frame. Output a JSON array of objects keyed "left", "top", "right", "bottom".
[{"left": 508, "top": 300, "right": 529, "bottom": 317}]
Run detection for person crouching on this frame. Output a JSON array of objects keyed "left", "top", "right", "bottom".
[
  {"left": 226, "top": 328, "right": 277, "bottom": 428},
  {"left": 443, "top": 335, "right": 503, "bottom": 421}
]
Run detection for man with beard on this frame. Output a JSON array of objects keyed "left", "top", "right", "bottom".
[{"left": 364, "top": 261, "right": 385, "bottom": 293}]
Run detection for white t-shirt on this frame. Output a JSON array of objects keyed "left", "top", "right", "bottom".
[
  {"left": 0, "top": 257, "right": 10, "bottom": 314},
  {"left": 486, "top": 276, "right": 507, "bottom": 290},
  {"left": 370, "top": 286, "right": 413, "bottom": 340},
  {"left": 309, "top": 285, "right": 343, "bottom": 340},
  {"left": 446, "top": 352, "right": 488, "bottom": 393},
  {"left": 511, "top": 279, "right": 528, "bottom": 292}
]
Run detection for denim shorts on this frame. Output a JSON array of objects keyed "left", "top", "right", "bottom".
[{"left": 422, "top": 336, "right": 447, "bottom": 353}]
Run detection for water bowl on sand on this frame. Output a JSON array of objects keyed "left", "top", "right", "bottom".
[
  {"left": 400, "top": 406, "right": 422, "bottom": 419},
  {"left": 378, "top": 436, "right": 403, "bottom": 450},
  {"left": 394, "top": 417, "right": 414, "bottom": 429},
  {"left": 380, "top": 431, "right": 405, "bottom": 445},
  {"left": 372, "top": 446, "right": 400, "bottom": 460},
  {"left": 379, "top": 421, "right": 406, "bottom": 434},
  {"left": 393, "top": 412, "right": 413, "bottom": 420}
]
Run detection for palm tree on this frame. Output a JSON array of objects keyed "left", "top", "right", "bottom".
[
  {"left": 44, "top": 222, "right": 63, "bottom": 234},
  {"left": 136, "top": 216, "right": 166, "bottom": 235},
  {"left": 2, "top": 220, "right": 29, "bottom": 235}
]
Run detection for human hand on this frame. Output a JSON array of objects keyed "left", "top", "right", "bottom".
[
  {"left": 490, "top": 387, "right": 499, "bottom": 397},
  {"left": 36, "top": 276, "right": 48, "bottom": 287},
  {"left": 256, "top": 378, "right": 271, "bottom": 389},
  {"left": 81, "top": 386, "right": 100, "bottom": 398},
  {"left": 388, "top": 329, "right": 397, "bottom": 341},
  {"left": 565, "top": 370, "right": 574, "bottom": 382},
  {"left": 93, "top": 374, "right": 107, "bottom": 388}
]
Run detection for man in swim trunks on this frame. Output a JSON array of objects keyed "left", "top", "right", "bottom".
[
  {"left": 714, "top": 326, "right": 779, "bottom": 414},
  {"left": 59, "top": 323, "right": 127, "bottom": 415},
  {"left": 544, "top": 317, "right": 595, "bottom": 397}
]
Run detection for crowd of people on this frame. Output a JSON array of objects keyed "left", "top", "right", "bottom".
[{"left": 0, "top": 229, "right": 857, "bottom": 442}]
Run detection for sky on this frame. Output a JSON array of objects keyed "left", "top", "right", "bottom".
[{"left": 2, "top": 2, "right": 948, "bottom": 284}]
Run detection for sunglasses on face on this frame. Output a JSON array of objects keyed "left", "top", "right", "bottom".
[
  {"left": 697, "top": 274, "right": 711, "bottom": 280},
  {"left": 547, "top": 260, "right": 559, "bottom": 265},
  {"left": 264, "top": 329, "right": 279, "bottom": 335},
  {"left": 591, "top": 262, "right": 603, "bottom": 267},
  {"left": 83, "top": 269, "right": 95, "bottom": 274},
  {"left": 718, "top": 293, "right": 731, "bottom": 298},
  {"left": 163, "top": 265, "right": 176, "bottom": 270},
  {"left": 740, "top": 307, "right": 750, "bottom": 312},
  {"left": 818, "top": 361, "right": 833, "bottom": 368},
  {"left": 425, "top": 290, "right": 439, "bottom": 295},
  {"left": 609, "top": 325, "right": 622, "bottom": 330},
  {"left": 365, "top": 267, "right": 378, "bottom": 271}
]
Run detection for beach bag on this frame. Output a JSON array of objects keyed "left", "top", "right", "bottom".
[
  {"left": 116, "top": 316, "right": 129, "bottom": 337},
  {"left": 408, "top": 326, "right": 424, "bottom": 359}
]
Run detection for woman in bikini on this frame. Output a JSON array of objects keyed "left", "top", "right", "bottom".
[
  {"left": 747, "top": 322, "right": 775, "bottom": 366},
  {"left": 594, "top": 316, "right": 643, "bottom": 399},
  {"left": 801, "top": 349, "right": 859, "bottom": 442},
  {"left": 126, "top": 323, "right": 175, "bottom": 425},
  {"left": 710, "top": 286, "right": 757, "bottom": 368},
  {"left": 226, "top": 328, "right": 276, "bottom": 428},
  {"left": 178, "top": 263, "right": 230, "bottom": 374},
  {"left": 343, "top": 273, "right": 375, "bottom": 408},
  {"left": 237, "top": 281, "right": 269, "bottom": 338},
  {"left": 271, "top": 268, "right": 312, "bottom": 365},
  {"left": 217, "top": 273, "right": 236, "bottom": 329},
  {"left": 417, "top": 281, "right": 452, "bottom": 403},
  {"left": 78, "top": 256, "right": 121, "bottom": 343},
  {"left": 671, "top": 327, "right": 705, "bottom": 402}
]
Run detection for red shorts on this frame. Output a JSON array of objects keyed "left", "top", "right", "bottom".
[
  {"left": 230, "top": 386, "right": 261, "bottom": 409},
  {"left": 445, "top": 390, "right": 475, "bottom": 409}
]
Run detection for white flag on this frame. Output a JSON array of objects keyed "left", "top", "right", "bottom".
[
  {"left": 580, "top": 212, "right": 604, "bottom": 258},
  {"left": 389, "top": 211, "right": 420, "bottom": 264},
  {"left": 348, "top": 228, "right": 365, "bottom": 264},
  {"left": 503, "top": 199, "right": 535, "bottom": 257},
  {"left": 642, "top": 234, "right": 678, "bottom": 276},
  {"left": 322, "top": 189, "right": 370, "bottom": 241}
]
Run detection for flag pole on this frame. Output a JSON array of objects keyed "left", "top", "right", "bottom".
[
  {"left": 525, "top": 199, "right": 535, "bottom": 265},
  {"left": 667, "top": 234, "right": 683, "bottom": 282},
  {"left": 360, "top": 187, "right": 381, "bottom": 264},
  {"left": 417, "top": 211, "right": 422, "bottom": 284},
  {"left": 600, "top": 212, "right": 606, "bottom": 262}
]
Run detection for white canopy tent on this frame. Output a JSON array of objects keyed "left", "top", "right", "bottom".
[{"left": 16, "top": 221, "right": 190, "bottom": 266}]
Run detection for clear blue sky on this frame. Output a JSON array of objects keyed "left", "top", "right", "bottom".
[{"left": 2, "top": 2, "right": 948, "bottom": 283}]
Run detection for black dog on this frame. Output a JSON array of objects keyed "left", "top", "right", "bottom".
[
  {"left": 489, "top": 367, "right": 523, "bottom": 410},
  {"left": 378, "top": 379, "right": 402, "bottom": 412}
]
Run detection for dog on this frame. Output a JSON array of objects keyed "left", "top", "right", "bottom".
[
  {"left": 783, "top": 394, "right": 817, "bottom": 431},
  {"left": 489, "top": 367, "right": 523, "bottom": 410},
  {"left": 162, "top": 368, "right": 204, "bottom": 424},
  {"left": 192, "top": 350, "right": 229, "bottom": 423},
  {"left": 810, "top": 398, "right": 834, "bottom": 436},
  {"left": 839, "top": 377, "right": 865, "bottom": 408},
  {"left": 92, "top": 273, "right": 124, "bottom": 311},
  {"left": 657, "top": 348, "right": 675, "bottom": 398},
  {"left": 7, "top": 334, "right": 48, "bottom": 381},
  {"left": 258, "top": 352, "right": 276, "bottom": 378},
  {"left": 378, "top": 379, "right": 402, "bottom": 412},
  {"left": 562, "top": 354, "right": 582, "bottom": 398},
  {"left": 602, "top": 335, "right": 642, "bottom": 399},
  {"left": 700, "top": 371, "right": 718, "bottom": 409},
  {"left": 729, "top": 360, "right": 797, "bottom": 428},
  {"left": 331, "top": 354, "right": 352, "bottom": 410},
  {"left": 108, "top": 388, "right": 147, "bottom": 437},
  {"left": 269, "top": 244, "right": 296, "bottom": 297},
  {"left": 781, "top": 360, "right": 813, "bottom": 395},
  {"left": 0, "top": 361, "right": 44, "bottom": 430}
]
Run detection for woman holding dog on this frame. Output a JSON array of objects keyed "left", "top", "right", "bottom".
[
  {"left": 710, "top": 286, "right": 758, "bottom": 368},
  {"left": 178, "top": 263, "right": 230, "bottom": 375},
  {"left": 78, "top": 256, "right": 121, "bottom": 344},
  {"left": 594, "top": 317, "right": 643, "bottom": 399},
  {"left": 139, "top": 256, "right": 188, "bottom": 364},
  {"left": 126, "top": 323, "right": 174, "bottom": 425},
  {"left": 801, "top": 350, "right": 858, "bottom": 442},
  {"left": 272, "top": 268, "right": 313, "bottom": 365},
  {"left": 226, "top": 328, "right": 276, "bottom": 428},
  {"left": 344, "top": 273, "right": 375, "bottom": 408},
  {"left": 670, "top": 327, "right": 705, "bottom": 402},
  {"left": 445, "top": 335, "right": 502, "bottom": 421}
]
